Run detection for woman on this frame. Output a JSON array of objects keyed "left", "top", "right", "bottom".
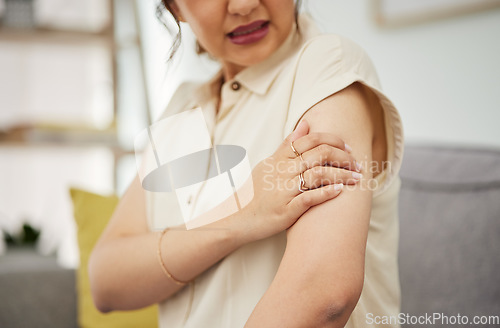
[{"left": 89, "top": 0, "right": 404, "bottom": 327}]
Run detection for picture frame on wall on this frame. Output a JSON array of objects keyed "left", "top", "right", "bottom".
[{"left": 373, "top": 0, "right": 500, "bottom": 27}]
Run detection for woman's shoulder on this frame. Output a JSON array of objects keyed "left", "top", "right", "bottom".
[
  {"left": 288, "top": 31, "right": 382, "bottom": 107},
  {"left": 295, "top": 15, "right": 364, "bottom": 59},
  {"left": 286, "top": 30, "right": 404, "bottom": 196},
  {"left": 294, "top": 32, "right": 379, "bottom": 86},
  {"left": 301, "top": 33, "right": 358, "bottom": 54}
]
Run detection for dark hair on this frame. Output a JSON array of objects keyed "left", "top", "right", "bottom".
[
  {"left": 156, "top": 1, "right": 182, "bottom": 62},
  {"left": 156, "top": 0, "right": 302, "bottom": 61}
]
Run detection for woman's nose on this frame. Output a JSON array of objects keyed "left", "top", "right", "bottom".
[{"left": 227, "top": 0, "right": 260, "bottom": 16}]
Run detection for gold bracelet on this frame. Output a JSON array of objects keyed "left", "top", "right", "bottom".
[{"left": 157, "top": 227, "right": 192, "bottom": 286}]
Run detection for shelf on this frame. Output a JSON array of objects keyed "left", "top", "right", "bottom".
[
  {"left": 0, "top": 123, "right": 129, "bottom": 153},
  {"left": 0, "top": 26, "right": 113, "bottom": 44}
]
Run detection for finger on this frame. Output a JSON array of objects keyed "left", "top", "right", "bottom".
[
  {"left": 302, "top": 166, "right": 362, "bottom": 190},
  {"left": 287, "top": 183, "right": 344, "bottom": 216},
  {"left": 279, "top": 120, "right": 310, "bottom": 158},
  {"left": 301, "top": 144, "right": 361, "bottom": 172},
  {"left": 290, "top": 119, "right": 310, "bottom": 143},
  {"left": 293, "top": 132, "right": 351, "bottom": 155},
  {"left": 283, "top": 120, "right": 309, "bottom": 145}
]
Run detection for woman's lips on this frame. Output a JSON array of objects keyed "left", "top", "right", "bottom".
[{"left": 227, "top": 20, "right": 270, "bottom": 45}]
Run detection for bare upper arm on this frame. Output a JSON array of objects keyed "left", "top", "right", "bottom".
[
  {"left": 264, "top": 82, "right": 387, "bottom": 323},
  {"left": 291, "top": 82, "right": 377, "bottom": 291}
]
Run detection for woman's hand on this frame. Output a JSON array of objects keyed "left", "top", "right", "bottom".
[{"left": 240, "top": 120, "right": 361, "bottom": 242}]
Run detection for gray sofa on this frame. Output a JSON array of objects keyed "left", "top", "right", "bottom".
[
  {"left": 1, "top": 145, "right": 499, "bottom": 327},
  {"left": 0, "top": 247, "right": 77, "bottom": 327},
  {"left": 398, "top": 145, "right": 500, "bottom": 327}
]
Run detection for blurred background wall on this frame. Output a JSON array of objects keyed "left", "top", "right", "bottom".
[{"left": 1, "top": 0, "right": 499, "bottom": 267}]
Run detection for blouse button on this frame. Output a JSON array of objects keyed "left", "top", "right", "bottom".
[{"left": 231, "top": 81, "right": 241, "bottom": 91}]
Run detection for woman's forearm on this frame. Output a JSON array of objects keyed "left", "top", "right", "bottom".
[{"left": 89, "top": 211, "right": 249, "bottom": 312}]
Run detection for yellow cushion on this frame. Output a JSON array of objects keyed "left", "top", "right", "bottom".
[{"left": 70, "top": 188, "right": 158, "bottom": 328}]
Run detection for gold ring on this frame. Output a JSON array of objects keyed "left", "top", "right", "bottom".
[
  {"left": 291, "top": 141, "right": 305, "bottom": 161},
  {"left": 290, "top": 141, "right": 300, "bottom": 157},
  {"left": 298, "top": 172, "right": 309, "bottom": 193}
]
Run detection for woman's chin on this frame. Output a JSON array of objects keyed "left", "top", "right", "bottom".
[{"left": 226, "top": 44, "right": 277, "bottom": 69}]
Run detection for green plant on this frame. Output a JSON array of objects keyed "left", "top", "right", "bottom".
[{"left": 4, "top": 223, "right": 40, "bottom": 245}]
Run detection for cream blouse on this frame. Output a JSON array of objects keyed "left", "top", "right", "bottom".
[{"left": 146, "top": 15, "right": 404, "bottom": 328}]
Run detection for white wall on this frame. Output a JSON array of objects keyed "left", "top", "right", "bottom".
[
  {"left": 309, "top": 1, "right": 500, "bottom": 149},
  {"left": 139, "top": 0, "right": 500, "bottom": 149}
]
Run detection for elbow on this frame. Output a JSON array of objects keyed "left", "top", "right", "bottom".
[
  {"left": 319, "top": 278, "right": 364, "bottom": 326},
  {"left": 321, "top": 299, "right": 353, "bottom": 326},
  {"left": 89, "top": 280, "right": 115, "bottom": 314},
  {"left": 93, "top": 297, "right": 113, "bottom": 314},
  {"left": 90, "top": 278, "right": 113, "bottom": 314},
  {"left": 88, "top": 248, "right": 115, "bottom": 313}
]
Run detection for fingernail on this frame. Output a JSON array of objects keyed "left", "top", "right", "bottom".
[
  {"left": 345, "top": 144, "right": 352, "bottom": 153},
  {"left": 352, "top": 172, "right": 363, "bottom": 180},
  {"left": 334, "top": 183, "right": 344, "bottom": 191},
  {"left": 291, "top": 121, "right": 304, "bottom": 139},
  {"left": 355, "top": 162, "right": 363, "bottom": 172}
]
